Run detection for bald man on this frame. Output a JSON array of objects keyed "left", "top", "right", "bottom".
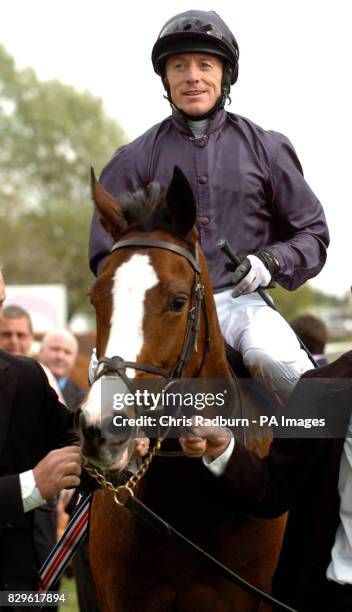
[{"left": 39, "top": 329, "right": 84, "bottom": 411}]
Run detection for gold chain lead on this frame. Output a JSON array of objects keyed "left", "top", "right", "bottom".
[{"left": 84, "top": 436, "right": 164, "bottom": 506}]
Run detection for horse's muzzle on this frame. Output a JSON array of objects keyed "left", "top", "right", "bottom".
[{"left": 79, "top": 411, "right": 134, "bottom": 469}]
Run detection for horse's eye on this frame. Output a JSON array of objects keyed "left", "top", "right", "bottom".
[{"left": 169, "top": 295, "right": 188, "bottom": 312}]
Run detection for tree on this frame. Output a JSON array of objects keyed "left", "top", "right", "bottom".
[
  {"left": 0, "top": 44, "right": 125, "bottom": 318},
  {"left": 270, "top": 284, "right": 343, "bottom": 322}
]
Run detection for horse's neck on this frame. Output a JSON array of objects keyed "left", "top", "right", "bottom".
[{"left": 200, "top": 340, "right": 232, "bottom": 379}]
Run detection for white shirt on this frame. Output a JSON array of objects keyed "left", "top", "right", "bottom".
[
  {"left": 19, "top": 470, "right": 46, "bottom": 513},
  {"left": 326, "top": 416, "right": 352, "bottom": 584},
  {"left": 203, "top": 437, "right": 235, "bottom": 476}
]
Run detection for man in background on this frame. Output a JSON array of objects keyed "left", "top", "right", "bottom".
[
  {"left": 39, "top": 329, "right": 84, "bottom": 411},
  {"left": 290, "top": 313, "right": 329, "bottom": 366},
  {"left": 0, "top": 305, "right": 34, "bottom": 356}
]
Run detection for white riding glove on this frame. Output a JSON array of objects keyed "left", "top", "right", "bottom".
[{"left": 232, "top": 254, "right": 271, "bottom": 297}]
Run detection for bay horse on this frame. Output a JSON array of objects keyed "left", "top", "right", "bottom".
[{"left": 79, "top": 167, "right": 287, "bottom": 612}]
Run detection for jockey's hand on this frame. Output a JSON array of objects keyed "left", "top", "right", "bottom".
[
  {"left": 232, "top": 254, "right": 271, "bottom": 297},
  {"left": 133, "top": 436, "right": 150, "bottom": 458},
  {"left": 179, "top": 426, "right": 232, "bottom": 460}
]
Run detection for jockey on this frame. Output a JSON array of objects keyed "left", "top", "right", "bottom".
[{"left": 89, "top": 10, "right": 329, "bottom": 396}]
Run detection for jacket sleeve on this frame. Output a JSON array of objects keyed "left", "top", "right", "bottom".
[
  {"left": 218, "top": 356, "right": 352, "bottom": 517},
  {"left": 0, "top": 474, "right": 23, "bottom": 524},
  {"left": 89, "top": 146, "right": 144, "bottom": 276},
  {"left": 264, "top": 133, "right": 329, "bottom": 290},
  {"left": 220, "top": 436, "right": 314, "bottom": 518}
]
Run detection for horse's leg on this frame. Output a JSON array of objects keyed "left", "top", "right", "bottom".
[
  {"left": 89, "top": 492, "right": 179, "bottom": 612},
  {"left": 89, "top": 491, "right": 133, "bottom": 612}
]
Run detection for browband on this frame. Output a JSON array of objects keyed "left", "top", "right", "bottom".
[{"left": 110, "top": 238, "right": 201, "bottom": 273}]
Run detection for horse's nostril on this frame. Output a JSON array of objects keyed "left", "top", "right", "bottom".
[{"left": 80, "top": 420, "right": 103, "bottom": 448}]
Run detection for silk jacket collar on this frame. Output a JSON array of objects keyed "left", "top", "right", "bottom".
[{"left": 171, "top": 107, "right": 228, "bottom": 136}]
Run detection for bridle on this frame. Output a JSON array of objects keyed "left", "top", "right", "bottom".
[
  {"left": 93, "top": 236, "right": 210, "bottom": 392},
  {"left": 86, "top": 235, "right": 212, "bottom": 492}
]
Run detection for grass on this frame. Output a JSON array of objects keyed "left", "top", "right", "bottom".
[{"left": 59, "top": 576, "right": 79, "bottom": 611}]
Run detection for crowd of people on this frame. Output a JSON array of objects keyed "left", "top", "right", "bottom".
[{"left": 1, "top": 7, "right": 351, "bottom": 612}]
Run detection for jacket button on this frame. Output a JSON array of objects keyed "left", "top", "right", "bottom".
[
  {"left": 199, "top": 216, "right": 210, "bottom": 226},
  {"left": 198, "top": 175, "right": 208, "bottom": 185},
  {"left": 6, "top": 520, "right": 14, "bottom": 528}
]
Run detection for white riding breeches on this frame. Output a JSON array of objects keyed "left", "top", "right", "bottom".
[{"left": 214, "top": 289, "right": 313, "bottom": 396}]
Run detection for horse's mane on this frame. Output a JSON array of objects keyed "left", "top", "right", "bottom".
[{"left": 120, "top": 182, "right": 171, "bottom": 233}]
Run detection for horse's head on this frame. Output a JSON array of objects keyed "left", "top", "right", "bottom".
[{"left": 80, "top": 166, "right": 227, "bottom": 470}]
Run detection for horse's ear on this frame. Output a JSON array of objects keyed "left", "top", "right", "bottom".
[
  {"left": 166, "top": 166, "right": 197, "bottom": 236},
  {"left": 90, "top": 168, "right": 127, "bottom": 239}
]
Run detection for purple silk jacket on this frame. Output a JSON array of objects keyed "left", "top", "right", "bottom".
[{"left": 89, "top": 109, "right": 329, "bottom": 291}]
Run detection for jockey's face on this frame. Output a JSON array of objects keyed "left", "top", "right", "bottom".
[{"left": 165, "top": 52, "right": 223, "bottom": 116}]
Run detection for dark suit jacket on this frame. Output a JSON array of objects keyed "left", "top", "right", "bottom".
[
  {"left": 0, "top": 350, "right": 74, "bottom": 590},
  {"left": 61, "top": 378, "right": 85, "bottom": 411},
  {"left": 217, "top": 351, "right": 352, "bottom": 612}
]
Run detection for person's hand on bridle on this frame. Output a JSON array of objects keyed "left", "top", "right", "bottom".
[{"left": 179, "top": 425, "right": 232, "bottom": 461}]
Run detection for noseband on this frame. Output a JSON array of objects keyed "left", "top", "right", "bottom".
[{"left": 94, "top": 237, "right": 210, "bottom": 391}]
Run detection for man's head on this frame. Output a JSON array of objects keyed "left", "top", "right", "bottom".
[
  {"left": 290, "top": 314, "right": 329, "bottom": 356},
  {"left": 39, "top": 329, "right": 79, "bottom": 380},
  {"left": 164, "top": 52, "right": 223, "bottom": 118},
  {"left": 152, "top": 10, "right": 239, "bottom": 118},
  {"left": 0, "top": 304, "right": 34, "bottom": 356}
]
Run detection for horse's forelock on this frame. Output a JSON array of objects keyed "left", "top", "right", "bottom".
[{"left": 121, "top": 182, "right": 169, "bottom": 231}]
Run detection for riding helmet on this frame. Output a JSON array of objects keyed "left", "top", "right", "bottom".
[{"left": 151, "top": 10, "right": 240, "bottom": 85}]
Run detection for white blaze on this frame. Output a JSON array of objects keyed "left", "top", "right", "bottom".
[
  {"left": 82, "top": 254, "right": 158, "bottom": 425},
  {"left": 106, "top": 254, "right": 158, "bottom": 373}
]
